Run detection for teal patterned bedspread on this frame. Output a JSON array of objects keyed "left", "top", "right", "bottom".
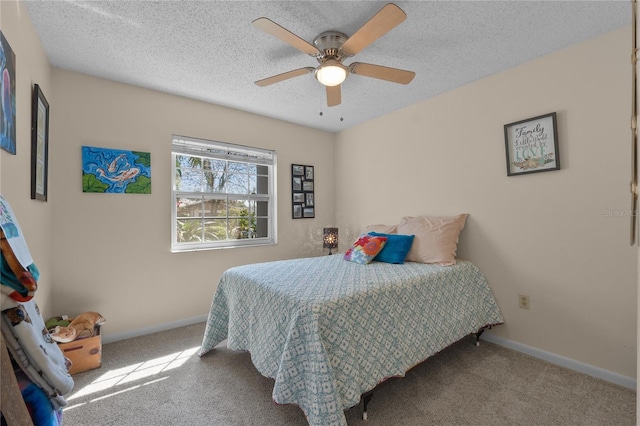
[{"left": 199, "top": 256, "right": 503, "bottom": 426}]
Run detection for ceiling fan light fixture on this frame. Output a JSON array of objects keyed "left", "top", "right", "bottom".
[{"left": 316, "top": 60, "right": 347, "bottom": 87}]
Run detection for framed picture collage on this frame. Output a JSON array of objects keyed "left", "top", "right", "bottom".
[{"left": 291, "top": 164, "right": 314, "bottom": 219}]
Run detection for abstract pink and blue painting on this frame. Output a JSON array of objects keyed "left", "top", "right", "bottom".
[
  {"left": 0, "top": 31, "right": 16, "bottom": 155},
  {"left": 82, "top": 146, "right": 151, "bottom": 194}
]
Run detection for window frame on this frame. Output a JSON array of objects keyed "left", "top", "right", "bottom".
[{"left": 171, "top": 135, "right": 277, "bottom": 252}]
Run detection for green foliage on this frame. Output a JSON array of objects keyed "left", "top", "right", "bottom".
[
  {"left": 125, "top": 175, "right": 151, "bottom": 194},
  {"left": 177, "top": 219, "right": 221, "bottom": 243},
  {"left": 177, "top": 220, "right": 203, "bottom": 243},
  {"left": 132, "top": 151, "right": 151, "bottom": 167},
  {"left": 83, "top": 173, "right": 108, "bottom": 193},
  {"left": 236, "top": 208, "right": 256, "bottom": 239}
]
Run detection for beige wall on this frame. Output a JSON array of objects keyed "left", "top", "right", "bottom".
[
  {"left": 5, "top": 0, "right": 637, "bottom": 383},
  {"left": 0, "top": 0, "right": 54, "bottom": 317},
  {"left": 335, "top": 27, "right": 637, "bottom": 379},
  {"left": 50, "top": 70, "right": 335, "bottom": 336}
]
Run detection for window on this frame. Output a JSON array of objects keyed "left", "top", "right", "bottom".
[{"left": 171, "top": 135, "right": 276, "bottom": 252}]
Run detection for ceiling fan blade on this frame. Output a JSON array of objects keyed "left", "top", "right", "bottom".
[
  {"left": 252, "top": 17, "right": 320, "bottom": 56},
  {"left": 326, "top": 85, "right": 341, "bottom": 107},
  {"left": 349, "top": 62, "right": 415, "bottom": 84},
  {"left": 255, "top": 67, "right": 315, "bottom": 87},
  {"left": 341, "top": 3, "right": 407, "bottom": 56}
]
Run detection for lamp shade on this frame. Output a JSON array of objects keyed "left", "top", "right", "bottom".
[
  {"left": 323, "top": 227, "right": 339, "bottom": 254},
  {"left": 315, "top": 60, "right": 347, "bottom": 87}
]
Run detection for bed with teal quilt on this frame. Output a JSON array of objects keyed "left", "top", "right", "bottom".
[{"left": 198, "top": 255, "right": 503, "bottom": 426}]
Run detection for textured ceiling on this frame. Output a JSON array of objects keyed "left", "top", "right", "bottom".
[{"left": 23, "top": 1, "right": 631, "bottom": 133}]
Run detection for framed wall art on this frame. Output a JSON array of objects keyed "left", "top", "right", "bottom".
[
  {"left": 292, "top": 163, "right": 314, "bottom": 219},
  {"left": 82, "top": 146, "right": 152, "bottom": 194},
  {"left": 31, "top": 84, "right": 49, "bottom": 201},
  {"left": 0, "top": 31, "right": 16, "bottom": 155},
  {"left": 504, "top": 112, "right": 559, "bottom": 176}
]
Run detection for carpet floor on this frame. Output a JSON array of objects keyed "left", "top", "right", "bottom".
[{"left": 62, "top": 322, "right": 635, "bottom": 425}]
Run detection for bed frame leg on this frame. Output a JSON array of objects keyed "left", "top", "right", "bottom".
[
  {"left": 362, "top": 392, "right": 373, "bottom": 420},
  {"left": 475, "top": 328, "right": 485, "bottom": 346}
]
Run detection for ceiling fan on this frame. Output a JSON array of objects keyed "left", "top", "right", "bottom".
[{"left": 253, "top": 3, "right": 416, "bottom": 107}]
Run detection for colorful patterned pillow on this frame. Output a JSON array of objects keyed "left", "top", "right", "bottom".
[
  {"left": 343, "top": 234, "right": 388, "bottom": 264},
  {"left": 368, "top": 232, "right": 415, "bottom": 264}
]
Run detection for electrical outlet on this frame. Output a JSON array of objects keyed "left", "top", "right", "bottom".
[{"left": 518, "top": 295, "right": 530, "bottom": 309}]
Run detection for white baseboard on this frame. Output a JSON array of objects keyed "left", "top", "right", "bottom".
[
  {"left": 481, "top": 333, "right": 636, "bottom": 390},
  {"left": 101, "top": 315, "right": 207, "bottom": 345}
]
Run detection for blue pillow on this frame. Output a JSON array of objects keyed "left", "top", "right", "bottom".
[{"left": 368, "top": 232, "right": 415, "bottom": 264}]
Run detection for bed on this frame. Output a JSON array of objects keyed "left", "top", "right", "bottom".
[{"left": 198, "top": 254, "right": 503, "bottom": 426}]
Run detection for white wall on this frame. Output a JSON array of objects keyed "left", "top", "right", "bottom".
[
  {"left": 50, "top": 70, "right": 335, "bottom": 336},
  {"left": 0, "top": 0, "right": 54, "bottom": 317},
  {"left": 335, "top": 27, "right": 637, "bottom": 379}
]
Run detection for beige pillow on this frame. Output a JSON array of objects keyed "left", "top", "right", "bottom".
[
  {"left": 397, "top": 214, "right": 468, "bottom": 266},
  {"left": 365, "top": 224, "right": 398, "bottom": 234}
]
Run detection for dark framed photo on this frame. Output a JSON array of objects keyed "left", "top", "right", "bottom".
[
  {"left": 303, "top": 207, "right": 315, "bottom": 218},
  {"left": 293, "top": 204, "right": 302, "bottom": 218},
  {"left": 31, "top": 84, "right": 49, "bottom": 201},
  {"left": 293, "top": 192, "right": 304, "bottom": 203},
  {"left": 504, "top": 112, "right": 559, "bottom": 176},
  {"left": 292, "top": 164, "right": 304, "bottom": 176},
  {"left": 305, "top": 166, "right": 314, "bottom": 180},
  {"left": 292, "top": 177, "right": 302, "bottom": 191},
  {"left": 303, "top": 181, "right": 314, "bottom": 192},
  {"left": 306, "top": 193, "right": 314, "bottom": 206}
]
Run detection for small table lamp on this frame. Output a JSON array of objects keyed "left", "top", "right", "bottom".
[{"left": 323, "top": 227, "right": 338, "bottom": 255}]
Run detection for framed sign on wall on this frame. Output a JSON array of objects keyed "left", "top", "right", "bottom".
[{"left": 504, "top": 112, "right": 560, "bottom": 176}]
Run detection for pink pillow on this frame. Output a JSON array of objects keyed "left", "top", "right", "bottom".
[
  {"left": 365, "top": 224, "right": 398, "bottom": 234},
  {"left": 397, "top": 214, "right": 468, "bottom": 266}
]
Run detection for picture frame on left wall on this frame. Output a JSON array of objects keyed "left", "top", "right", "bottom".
[
  {"left": 0, "top": 31, "right": 16, "bottom": 155},
  {"left": 31, "top": 84, "right": 49, "bottom": 201}
]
